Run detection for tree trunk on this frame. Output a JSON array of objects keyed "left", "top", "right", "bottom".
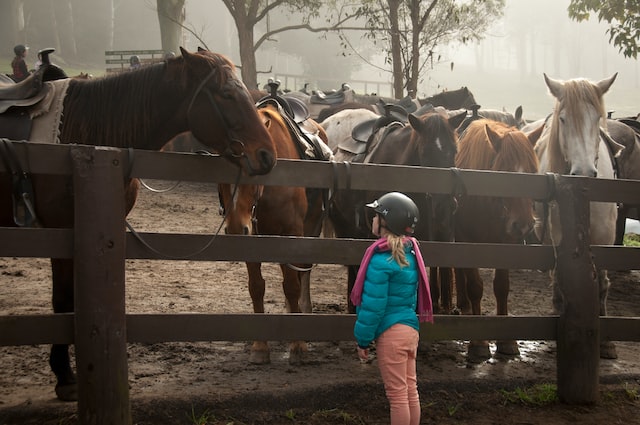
[
  {"left": 52, "top": 0, "right": 77, "bottom": 60},
  {"left": 234, "top": 10, "right": 258, "bottom": 90},
  {"left": 157, "top": 0, "right": 185, "bottom": 55},
  {"left": 388, "top": 0, "right": 403, "bottom": 99},
  {"left": 407, "top": 0, "right": 421, "bottom": 98},
  {"left": 0, "top": 0, "right": 21, "bottom": 55}
]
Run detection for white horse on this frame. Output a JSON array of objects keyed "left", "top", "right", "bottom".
[
  {"left": 320, "top": 107, "right": 380, "bottom": 157},
  {"left": 534, "top": 73, "right": 622, "bottom": 359}
]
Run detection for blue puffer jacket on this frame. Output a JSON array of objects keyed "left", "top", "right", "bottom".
[{"left": 354, "top": 243, "right": 419, "bottom": 348}]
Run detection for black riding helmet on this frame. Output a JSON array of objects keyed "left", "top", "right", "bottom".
[
  {"left": 366, "top": 192, "right": 419, "bottom": 236},
  {"left": 14, "top": 44, "right": 27, "bottom": 56}
]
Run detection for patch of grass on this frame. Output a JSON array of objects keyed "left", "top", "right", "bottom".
[
  {"left": 187, "top": 406, "right": 213, "bottom": 425},
  {"left": 284, "top": 408, "right": 296, "bottom": 421},
  {"left": 310, "top": 408, "right": 366, "bottom": 424},
  {"left": 623, "top": 382, "right": 639, "bottom": 401},
  {"left": 501, "top": 383, "right": 558, "bottom": 406}
]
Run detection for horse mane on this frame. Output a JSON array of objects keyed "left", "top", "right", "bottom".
[
  {"left": 60, "top": 52, "right": 237, "bottom": 149},
  {"left": 457, "top": 119, "right": 538, "bottom": 173},
  {"left": 548, "top": 78, "right": 607, "bottom": 173}
]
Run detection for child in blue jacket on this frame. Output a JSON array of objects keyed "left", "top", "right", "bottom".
[{"left": 351, "top": 192, "right": 433, "bottom": 425}]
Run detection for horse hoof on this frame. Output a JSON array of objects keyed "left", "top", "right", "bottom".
[
  {"left": 249, "top": 350, "right": 271, "bottom": 365},
  {"left": 467, "top": 341, "right": 491, "bottom": 363},
  {"left": 55, "top": 383, "right": 78, "bottom": 402},
  {"left": 600, "top": 341, "right": 618, "bottom": 359},
  {"left": 288, "top": 344, "right": 308, "bottom": 365},
  {"left": 496, "top": 340, "right": 520, "bottom": 356}
]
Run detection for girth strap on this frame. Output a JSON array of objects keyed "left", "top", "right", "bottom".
[{"left": 0, "top": 139, "right": 41, "bottom": 227}]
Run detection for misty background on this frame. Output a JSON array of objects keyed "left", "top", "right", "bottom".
[{"left": 3, "top": 0, "right": 638, "bottom": 121}]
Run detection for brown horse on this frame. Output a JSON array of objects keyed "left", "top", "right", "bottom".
[
  {"left": 325, "top": 108, "right": 466, "bottom": 313},
  {"left": 0, "top": 47, "right": 276, "bottom": 401},
  {"left": 218, "top": 100, "right": 328, "bottom": 365},
  {"left": 453, "top": 119, "right": 540, "bottom": 361}
]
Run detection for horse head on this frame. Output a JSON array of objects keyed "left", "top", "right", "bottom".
[
  {"left": 184, "top": 48, "right": 276, "bottom": 175},
  {"left": 457, "top": 119, "right": 539, "bottom": 241},
  {"left": 544, "top": 73, "right": 617, "bottom": 177}
]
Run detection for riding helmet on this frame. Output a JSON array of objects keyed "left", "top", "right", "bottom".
[
  {"left": 366, "top": 192, "right": 419, "bottom": 236},
  {"left": 130, "top": 55, "right": 141, "bottom": 66},
  {"left": 13, "top": 44, "right": 27, "bottom": 56}
]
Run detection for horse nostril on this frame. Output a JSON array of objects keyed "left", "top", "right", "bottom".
[
  {"left": 258, "top": 149, "right": 276, "bottom": 172},
  {"left": 224, "top": 227, "right": 229, "bottom": 234},
  {"left": 243, "top": 226, "right": 250, "bottom": 235}
]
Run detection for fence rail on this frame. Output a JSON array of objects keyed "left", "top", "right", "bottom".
[{"left": 2, "top": 141, "right": 640, "bottom": 423}]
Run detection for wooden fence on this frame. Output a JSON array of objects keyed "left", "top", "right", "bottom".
[
  {"left": 105, "top": 49, "right": 166, "bottom": 73},
  {"left": 1, "top": 141, "right": 640, "bottom": 424}
]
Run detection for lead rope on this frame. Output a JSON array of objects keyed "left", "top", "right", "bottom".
[{"left": 125, "top": 154, "right": 243, "bottom": 260}]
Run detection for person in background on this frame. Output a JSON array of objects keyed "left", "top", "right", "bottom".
[
  {"left": 129, "top": 55, "right": 141, "bottom": 70},
  {"left": 351, "top": 191, "right": 433, "bottom": 425},
  {"left": 11, "top": 44, "right": 29, "bottom": 82}
]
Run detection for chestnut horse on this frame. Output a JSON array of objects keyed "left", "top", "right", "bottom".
[
  {"left": 323, "top": 108, "right": 466, "bottom": 313},
  {"left": 218, "top": 100, "right": 329, "bottom": 365},
  {"left": 454, "top": 119, "right": 540, "bottom": 361},
  {"left": 534, "top": 73, "right": 621, "bottom": 359},
  {"left": 0, "top": 48, "right": 276, "bottom": 401}
]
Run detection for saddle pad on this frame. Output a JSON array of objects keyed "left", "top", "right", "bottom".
[{"left": 29, "top": 79, "right": 70, "bottom": 144}]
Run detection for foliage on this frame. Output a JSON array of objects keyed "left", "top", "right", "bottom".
[
  {"left": 348, "top": 0, "right": 506, "bottom": 98},
  {"left": 568, "top": 0, "right": 640, "bottom": 58},
  {"left": 501, "top": 383, "right": 558, "bottom": 406},
  {"left": 624, "top": 233, "right": 640, "bottom": 247}
]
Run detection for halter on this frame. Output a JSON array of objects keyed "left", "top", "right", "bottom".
[{"left": 187, "top": 65, "right": 247, "bottom": 161}]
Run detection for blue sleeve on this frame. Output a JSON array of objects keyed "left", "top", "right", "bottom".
[{"left": 353, "top": 253, "right": 392, "bottom": 348}]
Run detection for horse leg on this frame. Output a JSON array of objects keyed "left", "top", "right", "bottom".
[
  {"left": 493, "top": 269, "right": 519, "bottom": 356},
  {"left": 246, "top": 262, "right": 271, "bottom": 365},
  {"left": 454, "top": 268, "right": 471, "bottom": 315},
  {"left": 50, "top": 258, "right": 78, "bottom": 401},
  {"left": 598, "top": 269, "right": 617, "bottom": 359},
  {"left": 464, "top": 268, "right": 491, "bottom": 362},
  {"left": 298, "top": 269, "right": 312, "bottom": 314},
  {"left": 280, "top": 264, "right": 308, "bottom": 365},
  {"left": 347, "top": 265, "right": 358, "bottom": 314},
  {"left": 429, "top": 266, "right": 442, "bottom": 313},
  {"left": 440, "top": 266, "right": 454, "bottom": 313}
]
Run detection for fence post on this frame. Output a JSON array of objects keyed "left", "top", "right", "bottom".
[
  {"left": 71, "top": 146, "right": 131, "bottom": 424},
  {"left": 553, "top": 175, "right": 599, "bottom": 404}
]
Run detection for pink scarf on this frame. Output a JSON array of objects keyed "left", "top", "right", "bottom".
[{"left": 350, "top": 237, "right": 434, "bottom": 323}]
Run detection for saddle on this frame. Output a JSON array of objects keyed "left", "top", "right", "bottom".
[
  {"left": 257, "top": 80, "right": 330, "bottom": 161},
  {"left": 376, "top": 95, "right": 419, "bottom": 115},
  {"left": 310, "top": 83, "right": 352, "bottom": 105},
  {"left": 339, "top": 104, "right": 407, "bottom": 155}
]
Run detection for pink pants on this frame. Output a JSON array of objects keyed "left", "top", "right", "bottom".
[{"left": 376, "top": 324, "right": 420, "bottom": 425}]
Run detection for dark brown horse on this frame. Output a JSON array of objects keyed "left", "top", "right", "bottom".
[
  {"left": 453, "top": 119, "right": 540, "bottom": 361},
  {"left": 0, "top": 48, "right": 276, "bottom": 401},
  {"left": 218, "top": 100, "right": 328, "bottom": 365},
  {"left": 324, "top": 108, "right": 466, "bottom": 313}
]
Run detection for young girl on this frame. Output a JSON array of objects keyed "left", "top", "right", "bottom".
[
  {"left": 351, "top": 191, "right": 433, "bottom": 425},
  {"left": 11, "top": 44, "right": 29, "bottom": 82}
]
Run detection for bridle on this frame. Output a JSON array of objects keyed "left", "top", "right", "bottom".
[{"left": 186, "top": 63, "right": 247, "bottom": 161}]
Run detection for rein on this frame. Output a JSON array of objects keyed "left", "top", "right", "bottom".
[
  {"left": 125, "top": 158, "right": 244, "bottom": 260},
  {"left": 186, "top": 65, "right": 247, "bottom": 161}
]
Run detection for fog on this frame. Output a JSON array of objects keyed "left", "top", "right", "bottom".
[{"left": 179, "top": 0, "right": 637, "bottom": 120}]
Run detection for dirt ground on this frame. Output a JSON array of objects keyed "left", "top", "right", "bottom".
[{"left": 1, "top": 181, "right": 639, "bottom": 425}]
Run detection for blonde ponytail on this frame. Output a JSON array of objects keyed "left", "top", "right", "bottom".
[{"left": 386, "top": 233, "right": 409, "bottom": 267}]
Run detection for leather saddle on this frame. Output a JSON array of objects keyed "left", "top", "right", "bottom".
[
  {"left": 338, "top": 104, "right": 408, "bottom": 155},
  {"left": 376, "top": 95, "right": 419, "bottom": 115},
  {"left": 310, "top": 83, "right": 351, "bottom": 105}
]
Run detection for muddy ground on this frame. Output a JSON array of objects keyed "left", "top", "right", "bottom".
[{"left": 1, "top": 182, "right": 639, "bottom": 424}]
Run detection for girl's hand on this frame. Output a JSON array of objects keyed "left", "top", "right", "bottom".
[{"left": 357, "top": 346, "right": 369, "bottom": 361}]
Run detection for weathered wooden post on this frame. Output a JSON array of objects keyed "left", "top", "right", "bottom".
[
  {"left": 553, "top": 175, "right": 600, "bottom": 403},
  {"left": 72, "top": 146, "right": 131, "bottom": 424}
]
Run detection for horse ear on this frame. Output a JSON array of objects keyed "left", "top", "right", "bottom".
[
  {"left": 544, "top": 73, "right": 564, "bottom": 99},
  {"left": 408, "top": 113, "right": 424, "bottom": 131},
  {"left": 179, "top": 46, "right": 191, "bottom": 58},
  {"left": 515, "top": 106, "right": 523, "bottom": 122},
  {"left": 197, "top": 46, "right": 206, "bottom": 52},
  {"left": 596, "top": 73, "right": 617, "bottom": 96},
  {"left": 485, "top": 123, "right": 503, "bottom": 151},
  {"left": 449, "top": 111, "right": 467, "bottom": 131},
  {"left": 526, "top": 122, "right": 545, "bottom": 146}
]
